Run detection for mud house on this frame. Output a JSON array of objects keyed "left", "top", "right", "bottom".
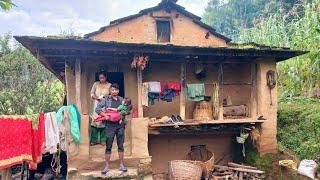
[{"left": 15, "top": 0, "right": 305, "bottom": 175}]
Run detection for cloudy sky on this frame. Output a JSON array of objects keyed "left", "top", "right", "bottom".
[{"left": 0, "top": 0, "right": 209, "bottom": 37}]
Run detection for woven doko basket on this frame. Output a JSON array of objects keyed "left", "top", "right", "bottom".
[
  {"left": 168, "top": 160, "right": 202, "bottom": 180},
  {"left": 193, "top": 100, "right": 213, "bottom": 121}
]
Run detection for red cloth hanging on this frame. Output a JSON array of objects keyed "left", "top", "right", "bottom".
[
  {"left": 160, "top": 81, "right": 167, "bottom": 94},
  {"left": 168, "top": 82, "right": 181, "bottom": 92},
  {"left": 0, "top": 114, "right": 45, "bottom": 170},
  {"left": 29, "top": 113, "right": 45, "bottom": 169}
]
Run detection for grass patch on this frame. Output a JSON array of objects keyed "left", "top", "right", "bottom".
[{"left": 278, "top": 99, "right": 320, "bottom": 161}]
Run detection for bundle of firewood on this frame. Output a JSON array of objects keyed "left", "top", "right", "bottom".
[{"left": 210, "top": 162, "right": 265, "bottom": 180}]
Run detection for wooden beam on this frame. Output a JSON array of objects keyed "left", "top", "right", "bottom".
[
  {"left": 180, "top": 63, "right": 186, "bottom": 120},
  {"left": 250, "top": 63, "right": 258, "bottom": 118},
  {"left": 37, "top": 53, "right": 63, "bottom": 81},
  {"left": 137, "top": 68, "right": 143, "bottom": 117},
  {"left": 218, "top": 63, "right": 224, "bottom": 120},
  {"left": 75, "top": 58, "right": 82, "bottom": 113}
]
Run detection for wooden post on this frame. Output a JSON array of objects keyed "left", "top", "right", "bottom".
[
  {"left": 180, "top": 63, "right": 186, "bottom": 120},
  {"left": 75, "top": 59, "right": 82, "bottom": 113},
  {"left": 65, "top": 61, "right": 76, "bottom": 104},
  {"left": 218, "top": 63, "right": 224, "bottom": 120},
  {"left": 251, "top": 63, "right": 258, "bottom": 118},
  {"left": 137, "top": 68, "right": 143, "bottom": 117}
]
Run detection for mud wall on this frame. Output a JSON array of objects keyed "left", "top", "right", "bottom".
[
  {"left": 89, "top": 10, "right": 227, "bottom": 47},
  {"left": 149, "top": 134, "right": 233, "bottom": 174}
]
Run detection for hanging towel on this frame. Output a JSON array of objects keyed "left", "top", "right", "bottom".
[
  {"left": 44, "top": 112, "right": 59, "bottom": 154},
  {"left": 187, "top": 84, "right": 205, "bottom": 101},
  {"left": 142, "top": 82, "right": 149, "bottom": 107},
  {"left": 148, "top": 81, "right": 161, "bottom": 93},
  {"left": 56, "top": 104, "right": 81, "bottom": 144}
]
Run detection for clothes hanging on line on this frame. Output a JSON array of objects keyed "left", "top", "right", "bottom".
[
  {"left": 30, "top": 113, "right": 45, "bottom": 170},
  {"left": 56, "top": 104, "right": 81, "bottom": 144},
  {"left": 56, "top": 108, "right": 80, "bottom": 156},
  {"left": 44, "top": 112, "right": 59, "bottom": 154},
  {"left": 148, "top": 81, "right": 161, "bottom": 93},
  {"left": 167, "top": 82, "right": 181, "bottom": 95},
  {"left": 148, "top": 92, "right": 160, "bottom": 105},
  {"left": 0, "top": 114, "right": 45, "bottom": 170},
  {"left": 187, "top": 83, "right": 205, "bottom": 101},
  {"left": 144, "top": 81, "right": 182, "bottom": 105},
  {"left": 160, "top": 89, "right": 175, "bottom": 102}
]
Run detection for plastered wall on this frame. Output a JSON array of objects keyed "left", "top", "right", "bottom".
[
  {"left": 89, "top": 10, "right": 228, "bottom": 47},
  {"left": 256, "top": 60, "right": 278, "bottom": 154},
  {"left": 149, "top": 134, "right": 233, "bottom": 173}
]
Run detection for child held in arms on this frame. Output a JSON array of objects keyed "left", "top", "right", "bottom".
[
  {"left": 95, "top": 97, "right": 132, "bottom": 123},
  {"left": 107, "top": 97, "right": 132, "bottom": 124}
]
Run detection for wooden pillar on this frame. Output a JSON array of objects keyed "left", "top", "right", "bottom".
[
  {"left": 75, "top": 59, "right": 82, "bottom": 113},
  {"left": 74, "top": 58, "right": 89, "bottom": 157},
  {"left": 137, "top": 68, "right": 143, "bottom": 117},
  {"left": 250, "top": 63, "right": 258, "bottom": 118},
  {"left": 218, "top": 63, "right": 224, "bottom": 120},
  {"left": 65, "top": 61, "right": 76, "bottom": 104},
  {"left": 180, "top": 63, "right": 186, "bottom": 120}
]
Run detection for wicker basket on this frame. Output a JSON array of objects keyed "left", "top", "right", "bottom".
[
  {"left": 188, "top": 155, "right": 215, "bottom": 177},
  {"left": 168, "top": 161, "right": 202, "bottom": 180},
  {"left": 193, "top": 100, "right": 213, "bottom": 121}
]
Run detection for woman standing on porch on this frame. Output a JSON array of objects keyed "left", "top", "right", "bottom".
[{"left": 90, "top": 71, "right": 111, "bottom": 145}]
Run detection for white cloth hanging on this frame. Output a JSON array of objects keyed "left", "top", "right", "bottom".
[
  {"left": 148, "top": 81, "right": 161, "bottom": 93},
  {"left": 44, "top": 112, "right": 59, "bottom": 154}
]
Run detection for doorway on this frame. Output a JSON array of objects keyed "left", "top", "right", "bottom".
[{"left": 107, "top": 72, "right": 125, "bottom": 97}]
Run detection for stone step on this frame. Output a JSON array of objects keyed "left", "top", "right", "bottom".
[
  {"left": 79, "top": 168, "right": 138, "bottom": 179},
  {"left": 68, "top": 157, "right": 152, "bottom": 179}
]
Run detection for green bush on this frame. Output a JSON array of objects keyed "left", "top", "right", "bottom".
[{"left": 278, "top": 99, "right": 320, "bottom": 160}]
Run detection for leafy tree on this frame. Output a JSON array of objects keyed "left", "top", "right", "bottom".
[
  {"left": 0, "top": 33, "right": 64, "bottom": 115},
  {"left": 202, "top": 0, "right": 301, "bottom": 40},
  {"left": 237, "top": 0, "right": 320, "bottom": 98},
  {"left": 0, "top": 0, "right": 15, "bottom": 11}
]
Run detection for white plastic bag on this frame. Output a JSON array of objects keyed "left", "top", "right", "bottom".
[{"left": 297, "top": 159, "right": 318, "bottom": 179}]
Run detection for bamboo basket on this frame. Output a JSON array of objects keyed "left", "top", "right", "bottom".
[
  {"left": 186, "top": 152, "right": 215, "bottom": 177},
  {"left": 169, "top": 161, "right": 202, "bottom": 180},
  {"left": 193, "top": 100, "right": 213, "bottom": 121}
]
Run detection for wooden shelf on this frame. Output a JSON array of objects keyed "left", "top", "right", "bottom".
[{"left": 149, "top": 118, "right": 265, "bottom": 127}]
